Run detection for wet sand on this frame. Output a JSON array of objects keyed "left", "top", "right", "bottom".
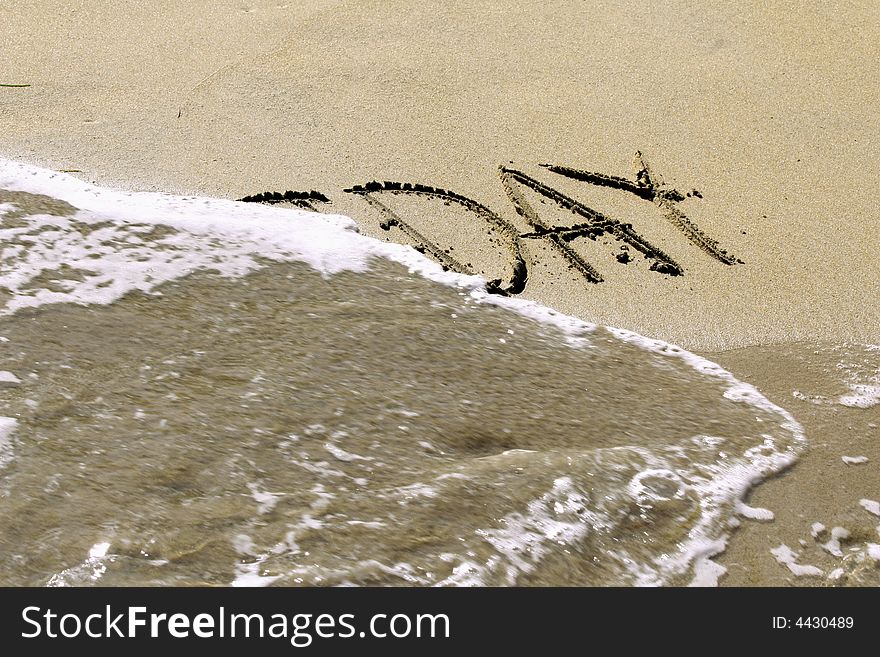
[
  {"left": 709, "top": 344, "right": 879, "bottom": 587},
  {"left": 1, "top": 1, "right": 878, "bottom": 585}
]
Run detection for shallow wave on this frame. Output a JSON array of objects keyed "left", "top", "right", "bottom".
[{"left": 0, "top": 159, "right": 804, "bottom": 586}]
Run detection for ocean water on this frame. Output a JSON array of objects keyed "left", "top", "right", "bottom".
[{"left": 0, "top": 159, "right": 806, "bottom": 586}]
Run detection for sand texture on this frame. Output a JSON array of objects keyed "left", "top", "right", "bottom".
[{"left": 1, "top": 0, "right": 878, "bottom": 585}]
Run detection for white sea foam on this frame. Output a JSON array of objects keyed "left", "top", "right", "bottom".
[
  {"left": 47, "top": 541, "right": 114, "bottom": 586},
  {"left": 0, "top": 416, "right": 17, "bottom": 469},
  {"left": 439, "top": 476, "right": 603, "bottom": 586},
  {"left": 324, "top": 443, "right": 371, "bottom": 462},
  {"left": 394, "top": 483, "right": 438, "bottom": 502},
  {"left": 346, "top": 520, "right": 386, "bottom": 529},
  {"left": 821, "top": 527, "right": 851, "bottom": 557},
  {"left": 735, "top": 501, "right": 775, "bottom": 522},
  {"left": 689, "top": 558, "right": 728, "bottom": 587},
  {"left": 838, "top": 384, "right": 880, "bottom": 409},
  {"left": 835, "top": 353, "right": 880, "bottom": 408},
  {"left": 232, "top": 485, "right": 334, "bottom": 586},
  {"left": 0, "top": 371, "right": 21, "bottom": 387},
  {"left": 247, "top": 483, "right": 282, "bottom": 515},
  {"left": 791, "top": 345, "right": 879, "bottom": 409},
  {"left": 792, "top": 390, "right": 826, "bottom": 405},
  {"left": 770, "top": 544, "right": 823, "bottom": 577},
  {"left": 860, "top": 499, "right": 880, "bottom": 517},
  {"left": 230, "top": 534, "right": 283, "bottom": 587}
]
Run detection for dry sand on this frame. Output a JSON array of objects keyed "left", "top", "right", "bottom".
[{"left": 1, "top": 0, "right": 878, "bottom": 585}]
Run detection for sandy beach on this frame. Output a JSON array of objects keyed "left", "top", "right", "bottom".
[{"left": 1, "top": 0, "right": 878, "bottom": 585}]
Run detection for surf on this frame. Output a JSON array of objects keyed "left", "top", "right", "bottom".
[{"left": 0, "top": 158, "right": 803, "bottom": 587}]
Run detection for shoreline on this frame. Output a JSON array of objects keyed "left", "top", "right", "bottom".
[{"left": 2, "top": 160, "right": 877, "bottom": 586}]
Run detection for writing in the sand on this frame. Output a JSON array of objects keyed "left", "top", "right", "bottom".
[{"left": 239, "top": 152, "right": 741, "bottom": 296}]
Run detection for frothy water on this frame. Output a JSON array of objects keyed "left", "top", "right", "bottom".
[
  {"left": 0, "top": 159, "right": 805, "bottom": 586},
  {"left": 791, "top": 343, "right": 880, "bottom": 410}
]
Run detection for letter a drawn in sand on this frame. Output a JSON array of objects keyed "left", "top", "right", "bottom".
[{"left": 538, "top": 152, "right": 741, "bottom": 269}]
